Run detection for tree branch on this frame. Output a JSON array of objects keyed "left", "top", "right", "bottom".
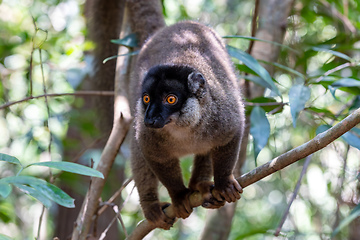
[
  {"left": 127, "top": 107, "right": 360, "bottom": 240},
  {"left": 0, "top": 91, "right": 114, "bottom": 110},
  {"left": 71, "top": 109, "right": 132, "bottom": 240}
]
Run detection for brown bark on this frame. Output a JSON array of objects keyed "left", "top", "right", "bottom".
[
  {"left": 349, "top": 216, "right": 360, "bottom": 240},
  {"left": 86, "top": 0, "right": 126, "bottom": 133},
  {"left": 249, "top": 0, "right": 295, "bottom": 98}
]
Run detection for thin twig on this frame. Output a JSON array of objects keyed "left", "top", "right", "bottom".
[
  {"left": 244, "top": 101, "right": 287, "bottom": 107},
  {"left": 36, "top": 206, "right": 46, "bottom": 240},
  {"left": 274, "top": 155, "right": 312, "bottom": 236},
  {"left": 71, "top": 112, "right": 133, "bottom": 240},
  {"left": 117, "top": 211, "right": 128, "bottom": 238},
  {"left": 247, "top": 0, "right": 259, "bottom": 54},
  {"left": 31, "top": 18, "right": 53, "bottom": 240},
  {"left": 99, "top": 185, "right": 135, "bottom": 240},
  {"left": 0, "top": 91, "right": 114, "bottom": 110},
  {"left": 314, "top": 62, "right": 356, "bottom": 83},
  {"left": 39, "top": 48, "right": 53, "bottom": 154},
  {"left": 96, "top": 178, "right": 133, "bottom": 217}
]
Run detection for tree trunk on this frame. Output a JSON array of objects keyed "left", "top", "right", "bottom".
[
  {"left": 55, "top": 0, "right": 126, "bottom": 239},
  {"left": 200, "top": 1, "right": 295, "bottom": 239}
]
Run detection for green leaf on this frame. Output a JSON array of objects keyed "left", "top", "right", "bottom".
[
  {"left": 0, "top": 153, "right": 22, "bottom": 166},
  {"left": 351, "top": 128, "right": 360, "bottom": 135},
  {"left": 13, "top": 184, "right": 52, "bottom": 208},
  {"left": 0, "top": 183, "right": 12, "bottom": 198},
  {"left": 0, "top": 176, "right": 75, "bottom": 208},
  {"left": 0, "top": 176, "right": 45, "bottom": 185},
  {"left": 111, "top": 33, "right": 138, "bottom": 48},
  {"left": 329, "top": 78, "right": 360, "bottom": 99},
  {"left": 350, "top": 96, "right": 360, "bottom": 111},
  {"left": 306, "top": 107, "right": 337, "bottom": 120},
  {"left": 316, "top": 125, "right": 360, "bottom": 150},
  {"left": 29, "top": 161, "right": 104, "bottom": 179},
  {"left": 235, "top": 63, "right": 257, "bottom": 75},
  {"left": 289, "top": 85, "right": 311, "bottom": 127},
  {"left": 332, "top": 204, "right": 360, "bottom": 237},
  {"left": 227, "top": 45, "right": 281, "bottom": 96},
  {"left": 242, "top": 75, "right": 275, "bottom": 91},
  {"left": 316, "top": 125, "right": 331, "bottom": 135},
  {"left": 250, "top": 106, "right": 270, "bottom": 162},
  {"left": 223, "top": 35, "right": 300, "bottom": 54},
  {"left": 0, "top": 234, "right": 13, "bottom": 240},
  {"left": 342, "top": 130, "right": 360, "bottom": 150},
  {"left": 30, "top": 183, "right": 75, "bottom": 208},
  {"left": 312, "top": 47, "right": 352, "bottom": 62},
  {"left": 102, "top": 50, "right": 140, "bottom": 64},
  {"left": 258, "top": 60, "right": 305, "bottom": 79},
  {"left": 246, "top": 97, "right": 284, "bottom": 114}
]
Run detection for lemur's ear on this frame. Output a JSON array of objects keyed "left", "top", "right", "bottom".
[{"left": 188, "top": 72, "right": 206, "bottom": 98}]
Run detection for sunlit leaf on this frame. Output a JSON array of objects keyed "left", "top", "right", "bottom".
[
  {"left": 342, "top": 131, "right": 360, "bottom": 150},
  {"left": 312, "top": 47, "right": 352, "bottom": 61},
  {"left": 111, "top": 33, "right": 138, "bottom": 48},
  {"left": 0, "top": 233, "right": 13, "bottom": 240},
  {"left": 0, "top": 176, "right": 75, "bottom": 208},
  {"left": 329, "top": 78, "right": 360, "bottom": 99},
  {"left": 13, "top": 184, "right": 52, "bottom": 209},
  {"left": 316, "top": 125, "right": 360, "bottom": 150},
  {"left": 332, "top": 204, "right": 360, "bottom": 237},
  {"left": 0, "top": 176, "right": 45, "bottom": 185},
  {"left": 28, "top": 161, "right": 104, "bottom": 179},
  {"left": 0, "top": 153, "right": 22, "bottom": 166},
  {"left": 331, "top": 78, "right": 360, "bottom": 88},
  {"left": 0, "top": 183, "right": 11, "bottom": 198},
  {"left": 250, "top": 106, "right": 270, "bottom": 162},
  {"left": 289, "top": 85, "right": 311, "bottom": 127},
  {"left": 227, "top": 45, "right": 281, "bottom": 96},
  {"left": 30, "top": 183, "right": 75, "bottom": 208},
  {"left": 351, "top": 128, "right": 360, "bottom": 135}
]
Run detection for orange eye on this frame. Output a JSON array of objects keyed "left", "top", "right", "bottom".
[
  {"left": 166, "top": 95, "right": 178, "bottom": 105},
  {"left": 143, "top": 94, "right": 150, "bottom": 104}
]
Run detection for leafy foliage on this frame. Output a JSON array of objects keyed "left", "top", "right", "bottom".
[
  {"left": 249, "top": 106, "right": 270, "bottom": 162},
  {"left": 0, "top": 153, "right": 103, "bottom": 209}
]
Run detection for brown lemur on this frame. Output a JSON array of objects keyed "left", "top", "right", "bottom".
[{"left": 130, "top": 21, "right": 245, "bottom": 230}]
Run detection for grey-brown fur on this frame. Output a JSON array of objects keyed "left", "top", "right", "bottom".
[{"left": 130, "top": 21, "right": 245, "bottom": 230}]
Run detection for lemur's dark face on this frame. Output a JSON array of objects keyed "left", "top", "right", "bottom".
[{"left": 141, "top": 65, "right": 195, "bottom": 128}]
